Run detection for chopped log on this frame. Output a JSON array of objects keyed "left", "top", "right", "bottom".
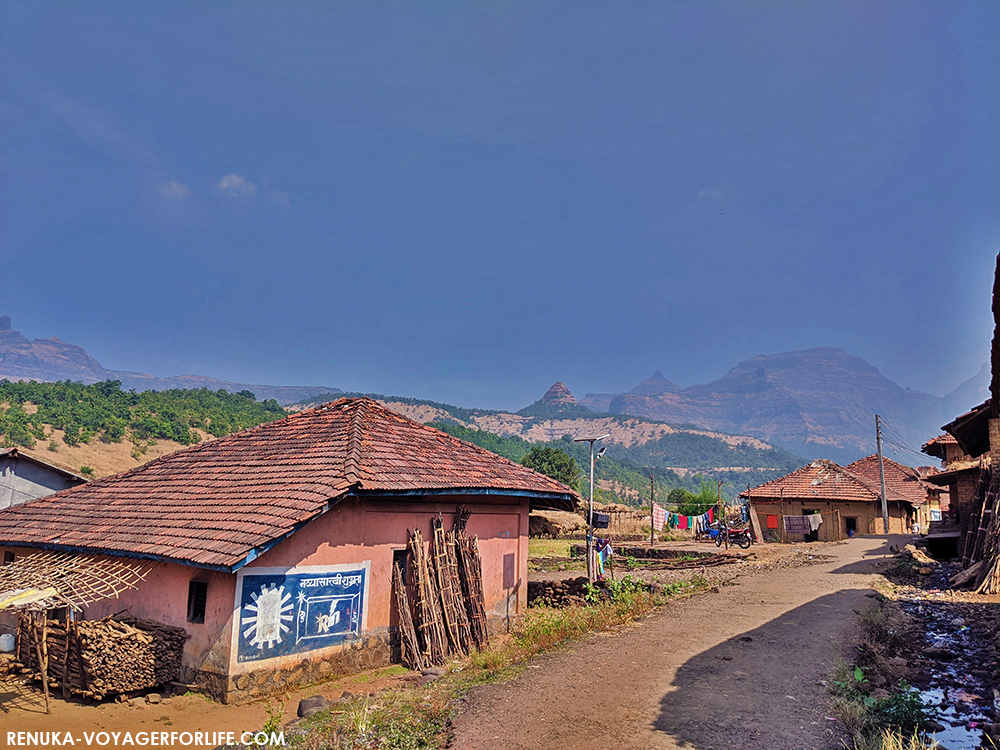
[
  {"left": 16, "top": 614, "right": 188, "bottom": 699},
  {"left": 949, "top": 560, "right": 984, "bottom": 588}
]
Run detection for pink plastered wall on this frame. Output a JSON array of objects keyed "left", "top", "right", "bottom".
[
  {"left": 246, "top": 495, "right": 529, "bottom": 630},
  {"left": 84, "top": 563, "right": 236, "bottom": 675},
  {"left": 0, "top": 494, "right": 532, "bottom": 680}
]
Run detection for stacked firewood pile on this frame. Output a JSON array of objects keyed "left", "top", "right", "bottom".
[
  {"left": 393, "top": 507, "right": 489, "bottom": 670},
  {"left": 16, "top": 614, "right": 188, "bottom": 699}
]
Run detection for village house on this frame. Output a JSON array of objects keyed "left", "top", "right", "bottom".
[
  {"left": 0, "top": 398, "right": 576, "bottom": 702},
  {"left": 743, "top": 458, "right": 922, "bottom": 541},
  {"left": 0, "top": 447, "right": 87, "bottom": 514},
  {"left": 845, "top": 455, "right": 942, "bottom": 530},
  {"left": 922, "top": 403, "right": 990, "bottom": 548}
]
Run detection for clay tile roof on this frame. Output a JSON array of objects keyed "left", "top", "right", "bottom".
[
  {"left": 921, "top": 433, "right": 957, "bottom": 460},
  {"left": 845, "top": 455, "right": 930, "bottom": 507},
  {"left": 742, "top": 459, "right": 913, "bottom": 505},
  {"left": 0, "top": 398, "right": 577, "bottom": 570}
]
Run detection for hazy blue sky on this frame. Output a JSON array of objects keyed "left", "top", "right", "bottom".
[{"left": 2, "top": 1, "right": 998, "bottom": 409}]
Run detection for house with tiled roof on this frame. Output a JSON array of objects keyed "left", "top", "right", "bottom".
[
  {"left": 0, "top": 398, "right": 577, "bottom": 701},
  {"left": 846, "top": 455, "right": 945, "bottom": 529},
  {"left": 922, "top": 401, "right": 993, "bottom": 556},
  {"left": 741, "top": 459, "right": 921, "bottom": 541}
]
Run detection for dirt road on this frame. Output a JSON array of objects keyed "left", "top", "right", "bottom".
[{"left": 451, "top": 536, "right": 903, "bottom": 750}]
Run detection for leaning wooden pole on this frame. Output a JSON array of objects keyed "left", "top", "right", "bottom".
[{"left": 34, "top": 613, "right": 50, "bottom": 714}]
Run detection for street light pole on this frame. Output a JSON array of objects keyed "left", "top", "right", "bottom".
[{"left": 575, "top": 433, "right": 610, "bottom": 584}]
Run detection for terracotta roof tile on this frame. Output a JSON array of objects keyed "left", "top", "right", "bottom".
[
  {"left": 0, "top": 398, "right": 577, "bottom": 569},
  {"left": 846, "top": 455, "right": 931, "bottom": 507},
  {"left": 743, "top": 458, "right": 921, "bottom": 506}
]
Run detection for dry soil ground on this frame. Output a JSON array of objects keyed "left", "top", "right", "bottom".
[
  {"left": 0, "top": 663, "right": 410, "bottom": 743},
  {"left": 0, "top": 537, "right": 903, "bottom": 750},
  {"left": 451, "top": 535, "right": 907, "bottom": 750}
]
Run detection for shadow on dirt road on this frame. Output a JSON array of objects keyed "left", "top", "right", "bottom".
[{"left": 654, "top": 589, "right": 872, "bottom": 749}]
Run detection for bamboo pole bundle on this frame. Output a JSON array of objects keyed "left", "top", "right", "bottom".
[
  {"left": 408, "top": 528, "right": 448, "bottom": 665},
  {"left": 973, "top": 470, "right": 1000, "bottom": 594},
  {"left": 964, "top": 468, "right": 992, "bottom": 567},
  {"left": 392, "top": 562, "right": 426, "bottom": 671},
  {"left": 444, "top": 528, "right": 473, "bottom": 651},
  {"left": 455, "top": 533, "right": 489, "bottom": 648},
  {"left": 431, "top": 515, "right": 470, "bottom": 655}
]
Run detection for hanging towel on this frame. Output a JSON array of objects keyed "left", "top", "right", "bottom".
[
  {"left": 808, "top": 513, "right": 823, "bottom": 531},
  {"left": 679, "top": 515, "right": 689, "bottom": 530},
  {"left": 652, "top": 502, "right": 666, "bottom": 531},
  {"left": 708, "top": 507, "right": 715, "bottom": 523}
]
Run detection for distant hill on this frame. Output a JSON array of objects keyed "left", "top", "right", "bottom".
[
  {"left": 296, "top": 386, "right": 804, "bottom": 502},
  {"left": 580, "top": 347, "right": 945, "bottom": 463},
  {"left": 942, "top": 362, "right": 989, "bottom": 419},
  {"left": 0, "top": 316, "right": 338, "bottom": 405},
  {"left": 516, "top": 381, "right": 593, "bottom": 418}
]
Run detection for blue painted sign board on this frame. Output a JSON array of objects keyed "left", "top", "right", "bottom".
[{"left": 235, "top": 564, "right": 370, "bottom": 664}]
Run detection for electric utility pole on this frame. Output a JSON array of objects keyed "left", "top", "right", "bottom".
[
  {"left": 650, "top": 475, "right": 655, "bottom": 547},
  {"left": 875, "top": 414, "right": 889, "bottom": 534}
]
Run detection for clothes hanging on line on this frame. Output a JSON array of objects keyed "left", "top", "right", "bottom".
[{"left": 652, "top": 502, "right": 666, "bottom": 531}]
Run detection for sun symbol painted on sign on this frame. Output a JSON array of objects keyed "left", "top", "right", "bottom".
[{"left": 242, "top": 584, "right": 294, "bottom": 651}]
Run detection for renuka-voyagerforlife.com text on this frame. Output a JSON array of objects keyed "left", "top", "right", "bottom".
[{"left": 6, "top": 731, "right": 286, "bottom": 747}]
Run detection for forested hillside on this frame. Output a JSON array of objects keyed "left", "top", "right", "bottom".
[{"left": 0, "top": 380, "right": 285, "bottom": 455}]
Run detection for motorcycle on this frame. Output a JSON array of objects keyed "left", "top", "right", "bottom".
[{"left": 714, "top": 523, "right": 752, "bottom": 549}]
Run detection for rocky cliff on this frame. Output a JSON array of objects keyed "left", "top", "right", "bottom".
[{"left": 580, "top": 347, "right": 946, "bottom": 463}]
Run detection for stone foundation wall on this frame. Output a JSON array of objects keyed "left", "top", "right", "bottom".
[{"left": 182, "top": 634, "right": 392, "bottom": 704}]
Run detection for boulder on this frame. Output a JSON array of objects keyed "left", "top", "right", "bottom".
[{"left": 297, "top": 695, "right": 334, "bottom": 718}]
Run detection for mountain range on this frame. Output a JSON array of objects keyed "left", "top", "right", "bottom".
[
  {"left": 0, "top": 316, "right": 338, "bottom": 405},
  {"left": 583, "top": 348, "right": 984, "bottom": 463},
  {"left": 1, "top": 314, "right": 985, "bottom": 464}
]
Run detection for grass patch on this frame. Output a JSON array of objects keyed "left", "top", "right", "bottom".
[
  {"left": 375, "top": 665, "right": 410, "bottom": 678},
  {"left": 829, "top": 601, "right": 927, "bottom": 749},
  {"left": 527, "top": 539, "right": 575, "bottom": 558},
  {"left": 287, "top": 573, "right": 710, "bottom": 749},
  {"left": 849, "top": 728, "right": 941, "bottom": 750}
]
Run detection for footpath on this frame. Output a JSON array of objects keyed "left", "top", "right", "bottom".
[{"left": 450, "top": 535, "right": 904, "bottom": 750}]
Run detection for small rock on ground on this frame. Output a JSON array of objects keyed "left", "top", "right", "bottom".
[{"left": 298, "top": 695, "right": 334, "bottom": 718}]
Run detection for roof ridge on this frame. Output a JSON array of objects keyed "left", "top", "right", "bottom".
[{"left": 343, "top": 398, "right": 368, "bottom": 486}]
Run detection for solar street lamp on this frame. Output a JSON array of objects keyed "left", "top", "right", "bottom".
[{"left": 574, "top": 433, "right": 610, "bottom": 584}]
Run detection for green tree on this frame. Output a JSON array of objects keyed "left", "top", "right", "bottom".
[{"left": 520, "top": 446, "right": 581, "bottom": 490}]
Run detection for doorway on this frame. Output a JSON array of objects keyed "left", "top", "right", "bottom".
[
  {"left": 804, "top": 510, "right": 820, "bottom": 542},
  {"left": 845, "top": 517, "right": 857, "bottom": 537}
]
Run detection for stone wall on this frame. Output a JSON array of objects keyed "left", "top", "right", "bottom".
[{"left": 184, "top": 634, "right": 392, "bottom": 704}]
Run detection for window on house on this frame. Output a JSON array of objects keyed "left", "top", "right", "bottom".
[
  {"left": 392, "top": 548, "right": 409, "bottom": 585},
  {"left": 187, "top": 581, "right": 208, "bottom": 624},
  {"left": 3, "top": 552, "right": 14, "bottom": 566}
]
